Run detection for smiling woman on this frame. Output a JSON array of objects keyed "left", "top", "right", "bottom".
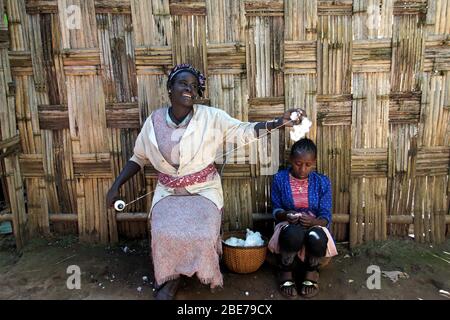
[
  {"left": 106, "top": 63, "right": 306, "bottom": 300},
  {"left": 166, "top": 64, "right": 204, "bottom": 124}
]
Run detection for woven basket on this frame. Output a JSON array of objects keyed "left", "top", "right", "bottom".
[{"left": 222, "top": 231, "right": 267, "bottom": 274}]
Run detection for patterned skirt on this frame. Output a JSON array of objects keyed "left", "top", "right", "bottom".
[{"left": 150, "top": 194, "right": 223, "bottom": 288}]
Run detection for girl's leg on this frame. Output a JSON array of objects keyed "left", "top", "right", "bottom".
[
  {"left": 278, "top": 225, "right": 306, "bottom": 298},
  {"left": 301, "top": 227, "right": 328, "bottom": 298},
  {"left": 278, "top": 251, "right": 298, "bottom": 297}
]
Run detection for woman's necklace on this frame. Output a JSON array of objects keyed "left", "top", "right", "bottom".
[{"left": 298, "top": 179, "right": 307, "bottom": 193}]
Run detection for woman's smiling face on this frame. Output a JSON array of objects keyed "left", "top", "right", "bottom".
[{"left": 169, "top": 71, "right": 199, "bottom": 108}]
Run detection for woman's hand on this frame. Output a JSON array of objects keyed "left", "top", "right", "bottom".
[
  {"left": 105, "top": 160, "right": 141, "bottom": 208},
  {"left": 106, "top": 186, "right": 120, "bottom": 208},
  {"left": 281, "top": 108, "right": 307, "bottom": 127}
]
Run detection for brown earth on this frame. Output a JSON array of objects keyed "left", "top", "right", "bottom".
[{"left": 0, "top": 234, "right": 449, "bottom": 300}]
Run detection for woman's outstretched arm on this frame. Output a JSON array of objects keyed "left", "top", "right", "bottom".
[
  {"left": 106, "top": 160, "right": 141, "bottom": 208},
  {"left": 254, "top": 108, "right": 306, "bottom": 137}
]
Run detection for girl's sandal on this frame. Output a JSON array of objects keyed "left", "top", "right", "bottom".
[
  {"left": 300, "top": 280, "right": 319, "bottom": 298},
  {"left": 278, "top": 270, "right": 298, "bottom": 299},
  {"left": 301, "top": 270, "right": 320, "bottom": 298},
  {"left": 279, "top": 280, "right": 298, "bottom": 299}
]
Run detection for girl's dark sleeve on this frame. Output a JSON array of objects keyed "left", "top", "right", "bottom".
[
  {"left": 271, "top": 175, "right": 285, "bottom": 218},
  {"left": 317, "top": 176, "right": 332, "bottom": 228}
]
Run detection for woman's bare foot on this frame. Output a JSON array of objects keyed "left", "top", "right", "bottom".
[{"left": 154, "top": 278, "right": 181, "bottom": 300}]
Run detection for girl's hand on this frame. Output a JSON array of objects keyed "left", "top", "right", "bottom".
[
  {"left": 299, "top": 214, "right": 316, "bottom": 228},
  {"left": 281, "top": 108, "right": 306, "bottom": 127},
  {"left": 286, "top": 211, "right": 300, "bottom": 224},
  {"left": 106, "top": 186, "right": 120, "bottom": 208}
]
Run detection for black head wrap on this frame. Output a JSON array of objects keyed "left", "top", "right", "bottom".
[{"left": 167, "top": 63, "right": 206, "bottom": 97}]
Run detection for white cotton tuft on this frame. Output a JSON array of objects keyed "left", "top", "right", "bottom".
[
  {"left": 290, "top": 111, "right": 299, "bottom": 121},
  {"left": 224, "top": 229, "right": 264, "bottom": 247},
  {"left": 224, "top": 237, "right": 246, "bottom": 247},
  {"left": 244, "top": 229, "right": 264, "bottom": 247},
  {"left": 290, "top": 117, "right": 312, "bottom": 142}
]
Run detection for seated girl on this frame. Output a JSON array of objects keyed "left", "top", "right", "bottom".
[{"left": 268, "top": 138, "right": 338, "bottom": 298}]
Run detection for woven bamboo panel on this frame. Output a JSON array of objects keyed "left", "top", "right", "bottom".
[
  {"left": 0, "top": 0, "right": 449, "bottom": 247},
  {"left": 349, "top": 0, "right": 393, "bottom": 246},
  {"left": 354, "top": 0, "right": 393, "bottom": 39},
  {"left": 414, "top": 175, "right": 448, "bottom": 243},
  {"left": 30, "top": 13, "right": 61, "bottom": 218},
  {"left": 0, "top": 0, "right": 28, "bottom": 248},
  {"left": 316, "top": 1, "right": 353, "bottom": 241},
  {"left": 246, "top": 12, "right": 284, "bottom": 98},
  {"left": 38, "top": 10, "right": 79, "bottom": 231},
  {"left": 5, "top": 0, "right": 52, "bottom": 242},
  {"left": 59, "top": 0, "right": 114, "bottom": 242},
  {"left": 387, "top": 123, "right": 417, "bottom": 236},
  {"left": 317, "top": 13, "right": 352, "bottom": 94},
  {"left": 317, "top": 124, "right": 351, "bottom": 241},
  {"left": 98, "top": 12, "right": 142, "bottom": 238}
]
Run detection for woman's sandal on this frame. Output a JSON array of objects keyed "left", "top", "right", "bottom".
[
  {"left": 300, "top": 270, "right": 320, "bottom": 298},
  {"left": 154, "top": 278, "right": 181, "bottom": 300},
  {"left": 278, "top": 271, "right": 298, "bottom": 299}
]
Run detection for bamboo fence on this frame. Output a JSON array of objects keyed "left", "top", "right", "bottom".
[{"left": 0, "top": 0, "right": 448, "bottom": 248}]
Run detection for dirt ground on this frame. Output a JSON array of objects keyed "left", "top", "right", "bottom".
[{"left": 0, "top": 233, "right": 449, "bottom": 300}]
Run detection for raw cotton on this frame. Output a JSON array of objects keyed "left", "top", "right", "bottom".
[
  {"left": 224, "top": 229, "right": 264, "bottom": 247},
  {"left": 290, "top": 116, "right": 312, "bottom": 142}
]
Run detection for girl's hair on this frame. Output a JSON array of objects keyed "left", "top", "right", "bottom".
[
  {"left": 290, "top": 138, "right": 317, "bottom": 159},
  {"left": 167, "top": 63, "right": 206, "bottom": 97}
]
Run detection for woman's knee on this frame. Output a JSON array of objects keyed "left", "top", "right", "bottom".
[{"left": 305, "top": 227, "right": 328, "bottom": 257}]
